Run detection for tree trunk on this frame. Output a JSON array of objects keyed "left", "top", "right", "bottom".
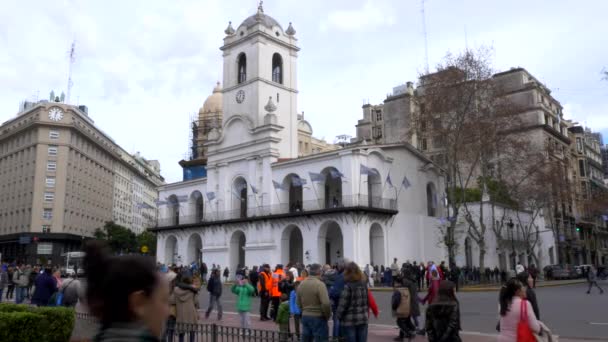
[{"left": 479, "top": 243, "right": 486, "bottom": 282}]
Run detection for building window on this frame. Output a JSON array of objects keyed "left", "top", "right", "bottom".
[
  {"left": 49, "top": 131, "right": 59, "bottom": 140},
  {"left": 421, "top": 138, "right": 428, "bottom": 151},
  {"left": 37, "top": 242, "right": 53, "bottom": 255},
  {"left": 576, "top": 138, "right": 583, "bottom": 153},
  {"left": 579, "top": 160, "right": 586, "bottom": 177},
  {"left": 272, "top": 53, "right": 283, "bottom": 84},
  {"left": 420, "top": 120, "right": 427, "bottom": 132},
  {"left": 44, "top": 192, "right": 54, "bottom": 201},
  {"left": 237, "top": 53, "right": 247, "bottom": 84},
  {"left": 42, "top": 225, "right": 51, "bottom": 233},
  {"left": 47, "top": 162, "right": 56, "bottom": 171},
  {"left": 46, "top": 177, "right": 55, "bottom": 187},
  {"left": 43, "top": 209, "right": 53, "bottom": 219},
  {"left": 48, "top": 146, "right": 58, "bottom": 156},
  {"left": 375, "top": 110, "right": 382, "bottom": 121},
  {"left": 374, "top": 126, "right": 383, "bottom": 139}
]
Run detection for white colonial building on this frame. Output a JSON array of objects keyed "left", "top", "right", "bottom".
[{"left": 153, "top": 4, "right": 447, "bottom": 272}]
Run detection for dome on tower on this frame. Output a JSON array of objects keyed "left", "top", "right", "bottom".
[
  {"left": 199, "top": 82, "right": 222, "bottom": 115},
  {"left": 238, "top": 1, "right": 283, "bottom": 31}
]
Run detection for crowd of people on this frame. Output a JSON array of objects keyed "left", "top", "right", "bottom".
[{"left": 3, "top": 247, "right": 605, "bottom": 342}]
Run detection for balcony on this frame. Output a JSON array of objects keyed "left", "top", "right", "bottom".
[{"left": 152, "top": 195, "right": 398, "bottom": 230}]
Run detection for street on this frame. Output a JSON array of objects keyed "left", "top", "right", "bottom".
[{"left": 198, "top": 281, "right": 608, "bottom": 341}]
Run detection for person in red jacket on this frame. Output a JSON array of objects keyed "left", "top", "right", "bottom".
[{"left": 420, "top": 270, "right": 441, "bottom": 305}]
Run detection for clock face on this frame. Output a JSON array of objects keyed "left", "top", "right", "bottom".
[
  {"left": 48, "top": 107, "right": 64, "bottom": 121},
  {"left": 236, "top": 90, "right": 245, "bottom": 104}
]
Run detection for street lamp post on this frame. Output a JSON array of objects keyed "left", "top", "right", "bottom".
[{"left": 507, "top": 218, "right": 515, "bottom": 271}]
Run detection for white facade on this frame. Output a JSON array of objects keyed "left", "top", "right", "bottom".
[
  {"left": 454, "top": 202, "right": 556, "bottom": 271},
  {"left": 154, "top": 6, "right": 447, "bottom": 272}
]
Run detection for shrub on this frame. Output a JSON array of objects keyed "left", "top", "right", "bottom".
[{"left": 0, "top": 304, "right": 75, "bottom": 342}]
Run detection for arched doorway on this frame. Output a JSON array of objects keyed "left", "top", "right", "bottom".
[
  {"left": 233, "top": 177, "right": 248, "bottom": 218},
  {"left": 321, "top": 167, "right": 342, "bottom": 209},
  {"left": 187, "top": 234, "right": 202, "bottom": 265},
  {"left": 230, "top": 230, "right": 246, "bottom": 274},
  {"left": 367, "top": 169, "right": 382, "bottom": 208},
  {"left": 190, "top": 191, "right": 204, "bottom": 223},
  {"left": 465, "top": 237, "right": 473, "bottom": 267},
  {"left": 165, "top": 235, "right": 177, "bottom": 265},
  {"left": 318, "top": 221, "right": 343, "bottom": 265},
  {"left": 167, "top": 195, "right": 180, "bottom": 225},
  {"left": 369, "top": 224, "right": 385, "bottom": 266},
  {"left": 283, "top": 174, "right": 303, "bottom": 213},
  {"left": 281, "top": 225, "right": 304, "bottom": 265}
]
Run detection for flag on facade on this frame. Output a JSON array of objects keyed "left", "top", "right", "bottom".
[
  {"left": 250, "top": 184, "right": 259, "bottom": 194},
  {"left": 401, "top": 175, "right": 411, "bottom": 189},
  {"left": 301, "top": 178, "right": 308, "bottom": 185},
  {"left": 177, "top": 195, "right": 188, "bottom": 203},
  {"left": 154, "top": 199, "right": 167, "bottom": 206},
  {"left": 273, "top": 180, "right": 285, "bottom": 191},
  {"left": 330, "top": 169, "right": 345, "bottom": 179},
  {"left": 232, "top": 189, "right": 245, "bottom": 200},
  {"left": 309, "top": 172, "right": 325, "bottom": 183},
  {"left": 206, "top": 192, "right": 216, "bottom": 201},
  {"left": 137, "top": 203, "right": 154, "bottom": 209},
  {"left": 236, "top": 182, "right": 247, "bottom": 192},
  {"left": 291, "top": 176, "right": 304, "bottom": 187},
  {"left": 360, "top": 164, "right": 380, "bottom": 177},
  {"left": 438, "top": 217, "right": 447, "bottom": 225},
  {"left": 386, "top": 172, "right": 394, "bottom": 188}
]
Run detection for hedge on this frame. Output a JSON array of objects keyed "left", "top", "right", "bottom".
[{"left": 0, "top": 303, "right": 75, "bottom": 342}]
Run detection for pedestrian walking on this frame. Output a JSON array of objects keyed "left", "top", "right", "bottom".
[
  {"left": 31, "top": 267, "right": 57, "bottom": 306},
  {"left": 13, "top": 264, "right": 29, "bottom": 304},
  {"left": 276, "top": 293, "right": 291, "bottom": 341},
  {"left": 223, "top": 267, "right": 230, "bottom": 283},
  {"left": 421, "top": 269, "right": 441, "bottom": 305},
  {"left": 517, "top": 272, "right": 540, "bottom": 319},
  {"left": 249, "top": 265, "right": 259, "bottom": 297},
  {"left": 259, "top": 264, "right": 273, "bottom": 321},
  {"left": 498, "top": 278, "right": 540, "bottom": 342},
  {"left": 59, "top": 274, "right": 81, "bottom": 307},
  {"left": 83, "top": 241, "right": 170, "bottom": 342},
  {"left": 201, "top": 263, "right": 208, "bottom": 285},
  {"left": 5, "top": 266, "right": 15, "bottom": 300},
  {"left": 270, "top": 264, "right": 286, "bottom": 321},
  {"left": 586, "top": 266, "right": 605, "bottom": 294},
  {"left": 297, "top": 263, "right": 331, "bottom": 342},
  {"left": 27, "top": 265, "right": 37, "bottom": 299},
  {"left": 290, "top": 281, "right": 302, "bottom": 338},
  {"left": 205, "top": 269, "right": 223, "bottom": 320},
  {"left": 425, "top": 281, "right": 461, "bottom": 342},
  {"left": 171, "top": 275, "right": 200, "bottom": 342},
  {"left": 528, "top": 264, "right": 538, "bottom": 288},
  {"left": 336, "top": 262, "right": 369, "bottom": 342},
  {"left": 231, "top": 277, "right": 255, "bottom": 330},
  {"left": 392, "top": 278, "right": 416, "bottom": 341},
  {"left": 329, "top": 262, "right": 346, "bottom": 337}
]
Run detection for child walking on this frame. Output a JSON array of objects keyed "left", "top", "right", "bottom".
[
  {"left": 276, "top": 292, "right": 290, "bottom": 341},
  {"left": 231, "top": 277, "right": 255, "bottom": 330},
  {"left": 289, "top": 281, "right": 302, "bottom": 338}
]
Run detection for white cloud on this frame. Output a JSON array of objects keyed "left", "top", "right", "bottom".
[
  {"left": 563, "top": 102, "right": 608, "bottom": 131},
  {"left": 320, "top": 1, "right": 395, "bottom": 32}
]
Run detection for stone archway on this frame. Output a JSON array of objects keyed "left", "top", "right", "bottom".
[
  {"left": 187, "top": 233, "right": 203, "bottom": 265},
  {"left": 230, "top": 230, "right": 246, "bottom": 274},
  {"left": 233, "top": 177, "right": 248, "bottom": 219},
  {"left": 165, "top": 235, "right": 178, "bottom": 265},
  {"left": 369, "top": 223, "right": 385, "bottom": 266},
  {"left": 189, "top": 191, "right": 204, "bottom": 223},
  {"left": 367, "top": 169, "right": 382, "bottom": 208},
  {"left": 167, "top": 195, "right": 180, "bottom": 225},
  {"left": 282, "top": 174, "right": 304, "bottom": 213},
  {"left": 318, "top": 221, "right": 343, "bottom": 265},
  {"left": 321, "top": 167, "right": 343, "bottom": 209},
  {"left": 281, "top": 225, "right": 304, "bottom": 265}
]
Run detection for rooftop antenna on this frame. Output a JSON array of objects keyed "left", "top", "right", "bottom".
[
  {"left": 421, "top": 0, "right": 429, "bottom": 74},
  {"left": 66, "top": 41, "right": 76, "bottom": 104}
]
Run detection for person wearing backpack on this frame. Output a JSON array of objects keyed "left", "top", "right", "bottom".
[
  {"left": 59, "top": 274, "right": 81, "bottom": 307},
  {"left": 425, "top": 281, "right": 461, "bottom": 341},
  {"left": 392, "top": 279, "right": 416, "bottom": 340}
]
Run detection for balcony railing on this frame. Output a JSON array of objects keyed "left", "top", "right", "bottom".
[{"left": 155, "top": 195, "right": 397, "bottom": 228}]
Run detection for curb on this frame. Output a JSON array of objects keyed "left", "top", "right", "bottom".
[{"left": 367, "top": 280, "right": 586, "bottom": 292}]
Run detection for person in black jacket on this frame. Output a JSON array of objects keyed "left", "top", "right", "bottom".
[
  {"left": 425, "top": 280, "right": 461, "bottom": 342},
  {"left": 205, "top": 269, "right": 223, "bottom": 320},
  {"left": 516, "top": 272, "right": 540, "bottom": 319},
  {"left": 249, "top": 266, "right": 259, "bottom": 297}
]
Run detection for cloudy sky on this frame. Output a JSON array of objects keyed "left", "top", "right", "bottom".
[{"left": 1, "top": 0, "right": 607, "bottom": 183}]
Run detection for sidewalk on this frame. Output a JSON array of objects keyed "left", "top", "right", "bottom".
[
  {"left": 207, "top": 311, "right": 597, "bottom": 342},
  {"left": 365, "top": 279, "right": 586, "bottom": 292}
]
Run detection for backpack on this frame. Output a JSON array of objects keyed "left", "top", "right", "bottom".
[{"left": 395, "top": 287, "right": 411, "bottom": 318}]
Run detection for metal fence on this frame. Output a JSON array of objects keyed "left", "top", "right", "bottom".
[
  {"left": 74, "top": 313, "right": 343, "bottom": 342},
  {"left": 156, "top": 194, "right": 397, "bottom": 227}
]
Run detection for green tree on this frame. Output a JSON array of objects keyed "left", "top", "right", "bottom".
[
  {"left": 93, "top": 228, "right": 107, "bottom": 240},
  {"left": 103, "top": 221, "right": 137, "bottom": 254},
  {"left": 137, "top": 230, "right": 157, "bottom": 256}
]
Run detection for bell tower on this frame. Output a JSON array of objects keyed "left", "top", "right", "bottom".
[{"left": 220, "top": 2, "right": 299, "bottom": 158}]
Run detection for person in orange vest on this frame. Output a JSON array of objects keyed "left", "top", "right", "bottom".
[
  {"left": 270, "top": 264, "right": 285, "bottom": 321},
  {"left": 258, "top": 264, "right": 273, "bottom": 321}
]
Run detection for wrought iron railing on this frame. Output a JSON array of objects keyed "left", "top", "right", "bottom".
[
  {"left": 74, "top": 313, "right": 343, "bottom": 342},
  {"left": 155, "top": 194, "right": 397, "bottom": 227}
]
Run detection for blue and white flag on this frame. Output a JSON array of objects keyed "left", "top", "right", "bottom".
[
  {"left": 206, "top": 192, "right": 216, "bottom": 201},
  {"left": 330, "top": 169, "right": 345, "bottom": 179},
  {"left": 386, "top": 172, "right": 394, "bottom": 188},
  {"left": 360, "top": 164, "right": 379, "bottom": 177},
  {"left": 235, "top": 182, "right": 247, "bottom": 192},
  {"left": 301, "top": 178, "right": 308, "bottom": 185},
  {"left": 137, "top": 203, "right": 154, "bottom": 210},
  {"left": 291, "top": 176, "right": 304, "bottom": 187},
  {"left": 401, "top": 175, "right": 411, "bottom": 189},
  {"left": 273, "top": 180, "right": 285, "bottom": 191},
  {"left": 250, "top": 184, "right": 259, "bottom": 194},
  {"left": 232, "top": 189, "right": 245, "bottom": 200},
  {"left": 309, "top": 172, "right": 325, "bottom": 183},
  {"left": 154, "top": 199, "right": 167, "bottom": 206}
]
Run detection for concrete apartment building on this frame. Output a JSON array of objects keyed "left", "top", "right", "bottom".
[
  {"left": 0, "top": 97, "right": 163, "bottom": 265},
  {"left": 601, "top": 144, "right": 608, "bottom": 179},
  {"left": 353, "top": 67, "right": 608, "bottom": 267}
]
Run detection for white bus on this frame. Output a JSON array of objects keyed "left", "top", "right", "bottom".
[{"left": 61, "top": 251, "right": 85, "bottom": 277}]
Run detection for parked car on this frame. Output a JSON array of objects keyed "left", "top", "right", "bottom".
[{"left": 544, "top": 265, "right": 576, "bottom": 280}]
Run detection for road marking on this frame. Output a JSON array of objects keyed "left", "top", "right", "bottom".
[{"left": 589, "top": 322, "right": 608, "bottom": 325}]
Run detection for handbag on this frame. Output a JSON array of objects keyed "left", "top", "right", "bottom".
[{"left": 517, "top": 299, "right": 536, "bottom": 342}]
